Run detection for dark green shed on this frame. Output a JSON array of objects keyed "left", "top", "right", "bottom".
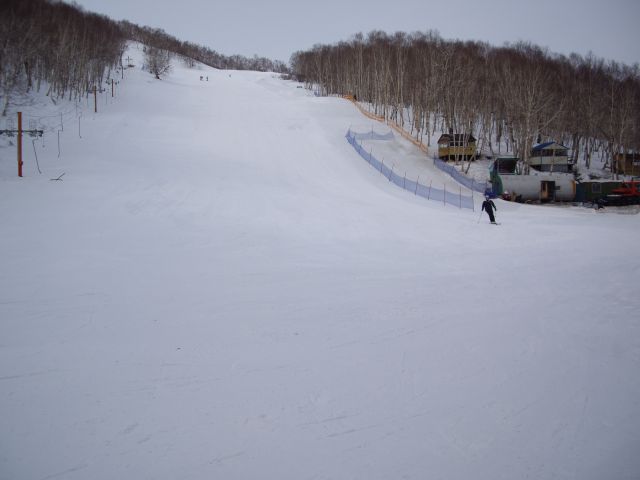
[{"left": 575, "top": 181, "right": 625, "bottom": 202}]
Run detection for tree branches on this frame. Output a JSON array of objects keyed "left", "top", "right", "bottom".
[
  {"left": 291, "top": 32, "right": 640, "bottom": 169},
  {"left": 0, "top": 0, "right": 125, "bottom": 111},
  {"left": 1, "top": 0, "right": 289, "bottom": 115},
  {"left": 145, "top": 46, "right": 172, "bottom": 80}
]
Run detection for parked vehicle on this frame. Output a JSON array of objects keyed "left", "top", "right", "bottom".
[{"left": 601, "top": 180, "right": 640, "bottom": 206}]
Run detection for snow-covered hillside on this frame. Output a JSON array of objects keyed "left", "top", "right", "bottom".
[{"left": 1, "top": 44, "right": 639, "bottom": 480}]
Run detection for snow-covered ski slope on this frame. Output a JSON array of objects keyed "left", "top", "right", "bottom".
[{"left": 1, "top": 44, "right": 639, "bottom": 480}]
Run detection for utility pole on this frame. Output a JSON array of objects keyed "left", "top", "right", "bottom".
[
  {"left": 17, "top": 112, "right": 22, "bottom": 177},
  {"left": 90, "top": 85, "right": 107, "bottom": 112},
  {"left": 109, "top": 78, "right": 119, "bottom": 98},
  {"left": 0, "top": 111, "right": 44, "bottom": 177}
]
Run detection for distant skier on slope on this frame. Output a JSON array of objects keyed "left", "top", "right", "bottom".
[{"left": 481, "top": 195, "right": 498, "bottom": 224}]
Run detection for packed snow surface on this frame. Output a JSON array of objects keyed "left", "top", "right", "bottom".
[{"left": 1, "top": 45, "right": 639, "bottom": 480}]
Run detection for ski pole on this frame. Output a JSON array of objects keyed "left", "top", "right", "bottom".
[{"left": 477, "top": 210, "right": 483, "bottom": 223}]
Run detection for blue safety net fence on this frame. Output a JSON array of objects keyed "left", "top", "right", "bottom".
[
  {"left": 433, "top": 157, "right": 491, "bottom": 194},
  {"left": 346, "top": 129, "right": 475, "bottom": 210},
  {"left": 350, "top": 130, "right": 395, "bottom": 141}
]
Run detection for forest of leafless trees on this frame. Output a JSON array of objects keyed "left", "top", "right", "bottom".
[
  {"left": 3, "top": 1, "right": 638, "bottom": 173},
  {"left": 0, "top": 0, "right": 288, "bottom": 115},
  {"left": 119, "top": 21, "right": 288, "bottom": 74},
  {"left": 0, "top": 0, "right": 125, "bottom": 115},
  {"left": 291, "top": 31, "right": 640, "bottom": 172}
]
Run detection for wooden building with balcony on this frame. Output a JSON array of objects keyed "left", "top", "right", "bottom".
[{"left": 437, "top": 133, "right": 477, "bottom": 161}]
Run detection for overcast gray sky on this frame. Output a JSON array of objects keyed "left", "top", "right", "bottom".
[{"left": 73, "top": 0, "right": 639, "bottom": 65}]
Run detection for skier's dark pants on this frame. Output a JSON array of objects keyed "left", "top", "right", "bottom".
[{"left": 486, "top": 209, "right": 495, "bottom": 223}]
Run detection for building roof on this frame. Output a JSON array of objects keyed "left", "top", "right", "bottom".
[
  {"left": 437, "top": 133, "right": 476, "bottom": 144},
  {"left": 532, "top": 141, "right": 568, "bottom": 151}
]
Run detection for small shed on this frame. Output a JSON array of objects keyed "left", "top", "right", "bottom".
[
  {"left": 489, "top": 156, "right": 520, "bottom": 197},
  {"left": 437, "top": 133, "right": 477, "bottom": 161},
  {"left": 490, "top": 169, "right": 575, "bottom": 202},
  {"left": 613, "top": 152, "right": 640, "bottom": 177},
  {"left": 574, "top": 181, "right": 628, "bottom": 203},
  {"left": 493, "top": 156, "right": 519, "bottom": 174},
  {"left": 529, "top": 142, "right": 572, "bottom": 172}
]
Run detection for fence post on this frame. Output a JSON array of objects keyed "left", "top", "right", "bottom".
[
  {"left": 428, "top": 180, "right": 432, "bottom": 199},
  {"left": 380, "top": 158, "right": 384, "bottom": 174},
  {"left": 389, "top": 164, "right": 394, "bottom": 181},
  {"left": 403, "top": 172, "right": 406, "bottom": 189},
  {"left": 415, "top": 175, "right": 419, "bottom": 195},
  {"left": 17, "top": 112, "right": 23, "bottom": 177}
]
